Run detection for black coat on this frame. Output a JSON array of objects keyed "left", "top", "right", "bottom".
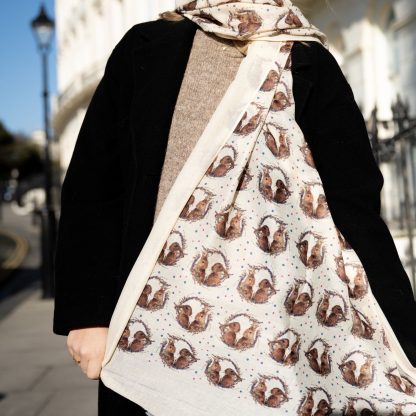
[{"left": 52, "top": 18, "right": 416, "bottom": 365}]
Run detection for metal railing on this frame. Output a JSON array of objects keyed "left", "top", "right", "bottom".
[{"left": 367, "top": 94, "right": 416, "bottom": 296}]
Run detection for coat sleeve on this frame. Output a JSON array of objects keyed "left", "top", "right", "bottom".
[
  {"left": 307, "top": 43, "right": 416, "bottom": 364},
  {"left": 52, "top": 26, "right": 136, "bottom": 336}
]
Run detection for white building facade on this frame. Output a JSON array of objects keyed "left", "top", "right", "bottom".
[
  {"left": 304, "top": 0, "right": 416, "bottom": 227},
  {"left": 53, "top": 0, "right": 175, "bottom": 174}
]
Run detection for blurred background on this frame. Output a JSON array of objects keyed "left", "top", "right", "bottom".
[{"left": 1, "top": 0, "right": 416, "bottom": 415}]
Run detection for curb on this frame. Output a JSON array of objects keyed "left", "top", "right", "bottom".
[{"left": 0, "top": 229, "right": 29, "bottom": 282}]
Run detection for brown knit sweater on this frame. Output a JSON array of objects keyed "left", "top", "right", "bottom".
[{"left": 153, "top": 29, "right": 244, "bottom": 223}]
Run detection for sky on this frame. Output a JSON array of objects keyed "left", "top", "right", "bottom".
[{"left": 0, "top": 0, "right": 56, "bottom": 137}]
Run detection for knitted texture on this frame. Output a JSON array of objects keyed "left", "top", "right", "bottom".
[{"left": 154, "top": 29, "right": 244, "bottom": 223}]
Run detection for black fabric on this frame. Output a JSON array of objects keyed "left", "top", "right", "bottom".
[
  {"left": 53, "top": 15, "right": 416, "bottom": 372},
  {"left": 98, "top": 379, "right": 148, "bottom": 415}
]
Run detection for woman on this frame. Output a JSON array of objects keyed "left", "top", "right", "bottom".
[{"left": 53, "top": 1, "right": 416, "bottom": 415}]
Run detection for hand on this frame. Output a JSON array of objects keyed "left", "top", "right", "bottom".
[{"left": 67, "top": 327, "right": 108, "bottom": 380}]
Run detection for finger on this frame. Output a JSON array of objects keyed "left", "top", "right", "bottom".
[
  {"left": 67, "top": 346, "right": 81, "bottom": 363},
  {"left": 67, "top": 346, "right": 75, "bottom": 359},
  {"left": 67, "top": 335, "right": 82, "bottom": 361},
  {"left": 66, "top": 337, "right": 75, "bottom": 357},
  {"left": 86, "top": 359, "right": 102, "bottom": 380},
  {"left": 80, "top": 356, "right": 89, "bottom": 374},
  {"left": 69, "top": 345, "right": 81, "bottom": 363}
]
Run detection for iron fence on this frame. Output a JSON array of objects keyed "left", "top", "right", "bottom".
[{"left": 367, "top": 94, "right": 416, "bottom": 296}]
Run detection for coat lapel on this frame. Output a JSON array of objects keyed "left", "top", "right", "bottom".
[{"left": 130, "top": 19, "right": 198, "bottom": 176}]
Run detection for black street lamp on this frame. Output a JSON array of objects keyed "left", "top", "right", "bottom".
[{"left": 31, "top": 3, "right": 57, "bottom": 299}]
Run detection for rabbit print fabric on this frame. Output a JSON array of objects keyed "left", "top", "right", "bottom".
[{"left": 100, "top": 1, "right": 416, "bottom": 415}]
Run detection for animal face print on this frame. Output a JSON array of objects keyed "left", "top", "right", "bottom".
[
  {"left": 105, "top": 3, "right": 415, "bottom": 414},
  {"left": 255, "top": 215, "right": 288, "bottom": 254},
  {"left": 174, "top": 296, "right": 212, "bottom": 332},
  {"left": 299, "top": 182, "right": 329, "bottom": 219},
  {"left": 271, "top": 86, "right": 292, "bottom": 111},
  {"left": 264, "top": 122, "right": 291, "bottom": 159},
  {"left": 159, "top": 335, "right": 198, "bottom": 369},
  {"left": 191, "top": 247, "right": 230, "bottom": 286},
  {"left": 205, "top": 356, "right": 242, "bottom": 388},
  {"left": 157, "top": 230, "right": 185, "bottom": 266},
  {"left": 207, "top": 145, "right": 237, "bottom": 177},
  {"left": 298, "top": 387, "right": 332, "bottom": 415},
  {"left": 237, "top": 265, "right": 277, "bottom": 303},
  {"left": 251, "top": 375, "right": 289, "bottom": 408},
  {"left": 284, "top": 279, "right": 313, "bottom": 316},
  {"left": 268, "top": 328, "right": 301, "bottom": 366},
  {"left": 385, "top": 367, "right": 416, "bottom": 396},
  {"left": 351, "top": 306, "right": 375, "bottom": 340},
  {"left": 219, "top": 313, "right": 261, "bottom": 350},
  {"left": 316, "top": 290, "right": 348, "bottom": 327},
  {"left": 234, "top": 103, "right": 265, "bottom": 135},
  {"left": 299, "top": 143, "right": 316, "bottom": 168},
  {"left": 137, "top": 276, "right": 169, "bottom": 310},
  {"left": 180, "top": 187, "right": 214, "bottom": 221},
  {"left": 215, "top": 203, "right": 245, "bottom": 239},
  {"left": 305, "top": 338, "right": 331, "bottom": 376},
  {"left": 342, "top": 397, "right": 378, "bottom": 415},
  {"left": 259, "top": 164, "right": 291, "bottom": 203},
  {"left": 296, "top": 230, "right": 326, "bottom": 269},
  {"left": 339, "top": 351, "right": 376, "bottom": 389},
  {"left": 118, "top": 319, "right": 152, "bottom": 353},
  {"left": 261, "top": 70, "right": 279, "bottom": 92}
]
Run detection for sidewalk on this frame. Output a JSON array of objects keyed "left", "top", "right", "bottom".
[
  {"left": 0, "top": 203, "right": 98, "bottom": 416},
  {"left": 0, "top": 284, "right": 98, "bottom": 416}
]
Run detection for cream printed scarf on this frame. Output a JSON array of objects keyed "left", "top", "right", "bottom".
[{"left": 100, "top": 1, "right": 416, "bottom": 414}]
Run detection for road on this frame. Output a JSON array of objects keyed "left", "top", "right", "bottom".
[{"left": 0, "top": 203, "right": 98, "bottom": 416}]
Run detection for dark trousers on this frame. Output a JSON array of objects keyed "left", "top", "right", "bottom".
[{"left": 98, "top": 378, "right": 149, "bottom": 415}]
